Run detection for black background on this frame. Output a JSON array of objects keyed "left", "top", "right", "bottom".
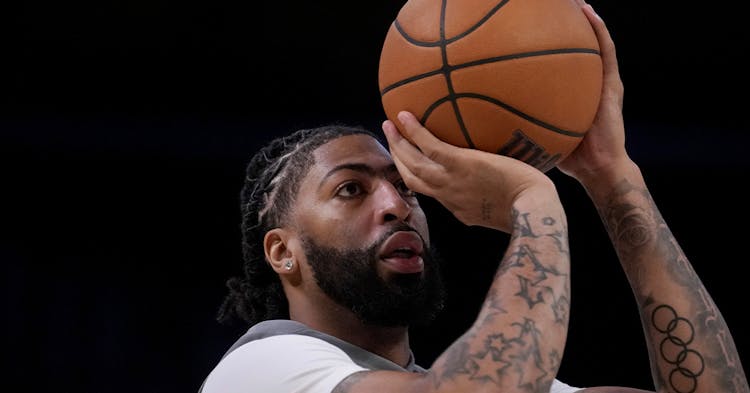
[{"left": 4, "top": 1, "right": 749, "bottom": 392}]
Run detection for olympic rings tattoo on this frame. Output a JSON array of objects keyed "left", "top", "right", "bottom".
[{"left": 651, "top": 305, "right": 705, "bottom": 393}]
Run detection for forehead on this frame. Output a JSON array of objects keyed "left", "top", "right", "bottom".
[{"left": 310, "top": 134, "right": 393, "bottom": 174}]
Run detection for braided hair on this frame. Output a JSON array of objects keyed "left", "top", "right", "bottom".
[{"left": 216, "top": 123, "right": 380, "bottom": 326}]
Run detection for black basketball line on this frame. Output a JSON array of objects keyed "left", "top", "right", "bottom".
[
  {"left": 423, "top": 93, "right": 586, "bottom": 138},
  {"left": 393, "top": 0, "right": 511, "bottom": 48},
  {"left": 438, "top": 0, "right": 475, "bottom": 148},
  {"left": 379, "top": 48, "right": 599, "bottom": 96},
  {"left": 380, "top": 0, "right": 599, "bottom": 144}
]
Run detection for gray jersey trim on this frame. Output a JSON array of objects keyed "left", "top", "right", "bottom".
[{"left": 199, "top": 319, "right": 425, "bottom": 392}]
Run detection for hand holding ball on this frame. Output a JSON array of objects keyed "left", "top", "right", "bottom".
[{"left": 378, "top": 0, "right": 602, "bottom": 172}]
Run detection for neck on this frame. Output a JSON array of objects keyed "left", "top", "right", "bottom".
[{"left": 289, "top": 296, "right": 412, "bottom": 367}]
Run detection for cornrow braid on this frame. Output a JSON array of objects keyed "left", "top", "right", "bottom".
[{"left": 216, "top": 123, "right": 380, "bottom": 326}]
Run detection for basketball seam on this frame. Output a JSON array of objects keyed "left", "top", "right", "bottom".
[
  {"left": 379, "top": 48, "right": 600, "bottom": 94},
  {"left": 393, "top": 0, "right": 511, "bottom": 47},
  {"left": 439, "top": 0, "right": 475, "bottom": 148},
  {"left": 423, "top": 93, "right": 586, "bottom": 138}
]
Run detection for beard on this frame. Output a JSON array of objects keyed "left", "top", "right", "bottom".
[{"left": 301, "top": 225, "right": 446, "bottom": 328}]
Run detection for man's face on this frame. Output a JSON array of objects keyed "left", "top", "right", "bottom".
[{"left": 291, "top": 134, "right": 445, "bottom": 326}]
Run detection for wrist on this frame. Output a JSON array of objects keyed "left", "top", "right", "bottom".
[
  {"left": 578, "top": 157, "right": 645, "bottom": 202},
  {"left": 511, "top": 177, "right": 565, "bottom": 219},
  {"left": 576, "top": 155, "right": 637, "bottom": 187}
]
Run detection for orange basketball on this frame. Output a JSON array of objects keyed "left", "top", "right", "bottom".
[{"left": 378, "top": 0, "right": 602, "bottom": 172}]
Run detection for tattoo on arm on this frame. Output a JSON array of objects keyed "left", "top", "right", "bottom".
[
  {"left": 433, "top": 207, "right": 569, "bottom": 391},
  {"left": 507, "top": 211, "right": 570, "bottom": 323},
  {"left": 481, "top": 198, "right": 493, "bottom": 222},
  {"left": 601, "top": 179, "right": 749, "bottom": 393},
  {"left": 437, "top": 319, "right": 562, "bottom": 391},
  {"left": 650, "top": 304, "right": 704, "bottom": 393}
]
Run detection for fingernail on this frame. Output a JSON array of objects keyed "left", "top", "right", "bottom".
[
  {"left": 382, "top": 120, "right": 393, "bottom": 136},
  {"left": 397, "top": 111, "right": 410, "bottom": 124}
]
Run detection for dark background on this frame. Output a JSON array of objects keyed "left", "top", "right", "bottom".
[{"left": 4, "top": 1, "right": 749, "bottom": 392}]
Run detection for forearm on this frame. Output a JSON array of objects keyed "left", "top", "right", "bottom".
[
  {"left": 429, "top": 193, "right": 570, "bottom": 392},
  {"left": 582, "top": 159, "right": 749, "bottom": 393}
]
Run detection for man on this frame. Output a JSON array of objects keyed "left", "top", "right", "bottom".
[{"left": 201, "top": 3, "right": 748, "bottom": 393}]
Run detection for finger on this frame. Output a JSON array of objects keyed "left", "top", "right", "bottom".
[
  {"left": 583, "top": 4, "right": 621, "bottom": 80},
  {"left": 382, "top": 118, "right": 424, "bottom": 161},
  {"left": 389, "top": 144, "right": 437, "bottom": 198},
  {"left": 395, "top": 111, "right": 451, "bottom": 165},
  {"left": 382, "top": 119, "right": 445, "bottom": 187}
]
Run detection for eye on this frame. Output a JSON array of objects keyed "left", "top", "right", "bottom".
[
  {"left": 395, "top": 179, "right": 416, "bottom": 197},
  {"left": 335, "top": 181, "right": 364, "bottom": 198}
]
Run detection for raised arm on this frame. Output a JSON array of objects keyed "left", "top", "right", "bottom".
[
  {"left": 557, "top": 4, "right": 749, "bottom": 393},
  {"left": 330, "top": 110, "right": 571, "bottom": 393}
]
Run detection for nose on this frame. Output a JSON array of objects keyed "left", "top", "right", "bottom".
[{"left": 374, "top": 180, "right": 412, "bottom": 224}]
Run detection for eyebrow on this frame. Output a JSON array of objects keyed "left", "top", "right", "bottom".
[{"left": 319, "top": 162, "right": 399, "bottom": 190}]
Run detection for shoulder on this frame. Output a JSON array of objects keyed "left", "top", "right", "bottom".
[{"left": 202, "top": 334, "right": 367, "bottom": 393}]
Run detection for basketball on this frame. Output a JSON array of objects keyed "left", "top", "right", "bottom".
[{"left": 378, "top": 0, "right": 602, "bottom": 172}]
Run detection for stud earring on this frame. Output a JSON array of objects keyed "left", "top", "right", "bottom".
[{"left": 283, "top": 259, "right": 294, "bottom": 271}]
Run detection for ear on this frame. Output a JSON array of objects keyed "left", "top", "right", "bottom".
[{"left": 263, "top": 228, "right": 299, "bottom": 276}]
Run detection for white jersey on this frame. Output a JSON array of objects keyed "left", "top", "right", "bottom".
[{"left": 202, "top": 333, "right": 583, "bottom": 393}]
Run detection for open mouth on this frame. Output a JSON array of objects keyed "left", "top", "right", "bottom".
[{"left": 379, "top": 231, "right": 424, "bottom": 274}]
